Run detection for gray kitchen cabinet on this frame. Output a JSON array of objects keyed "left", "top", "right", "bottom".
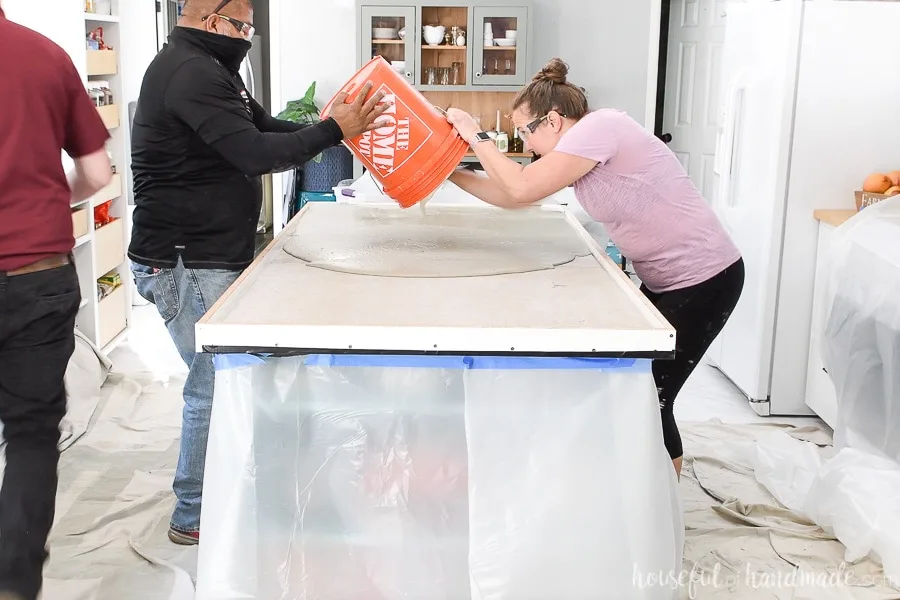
[
  {"left": 359, "top": 5, "right": 418, "bottom": 86},
  {"left": 472, "top": 6, "right": 529, "bottom": 87},
  {"left": 357, "top": 0, "right": 533, "bottom": 92}
]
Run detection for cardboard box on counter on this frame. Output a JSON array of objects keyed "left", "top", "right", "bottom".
[{"left": 854, "top": 190, "right": 897, "bottom": 211}]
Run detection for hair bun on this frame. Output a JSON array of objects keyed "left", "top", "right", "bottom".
[{"left": 533, "top": 58, "right": 569, "bottom": 84}]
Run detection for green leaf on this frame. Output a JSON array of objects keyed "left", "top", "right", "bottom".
[
  {"left": 302, "top": 82, "right": 317, "bottom": 110},
  {"left": 276, "top": 82, "right": 322, "bottom": 123}
]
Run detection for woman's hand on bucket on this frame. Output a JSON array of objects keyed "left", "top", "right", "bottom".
[
  {"left": 330, "top": 81, "right": 394, "bottom": 139},
  {"left": 445, "top": 108, "right": 480, "bottom": 143}
]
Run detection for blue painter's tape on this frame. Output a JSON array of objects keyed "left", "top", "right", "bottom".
[
  {"left": 303, "top": 354, "right": 645, "bottom": 372},
  {"left": 214, "top": 354, "right": 268, "bottom": 371}
]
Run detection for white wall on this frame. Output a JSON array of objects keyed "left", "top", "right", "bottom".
[
  {"left": 3, "top": 0, "right": 87, "bottom": 77},
  {"left": 120, "top": 0, "right": 158, "bottom": 112},
  {"left": 276, "top": 0, "right": 357, "bottom": 110},
  {"left": 119, "top": 0, "right": 160, "bottom": 203},
  {"left": 273, "top": 0, "right": 659, "bottom": 126},
  {"left": 531, "top": 0, "right": 658, "bottom": 127}
]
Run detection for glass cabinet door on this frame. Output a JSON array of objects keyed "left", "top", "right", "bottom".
[
  {"left": 472, "top": 6, "right": 528, "bottom": 87},
  {"left": 361, "top": 6, "right": 416, "bottom": 85}
]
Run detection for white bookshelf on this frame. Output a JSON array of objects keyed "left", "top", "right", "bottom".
[
  {"left": 76, "top": 0, "right": 131, "bottom": 353},
  {"left": 4, "top": 0, "right": 138, "bottom": 353}
]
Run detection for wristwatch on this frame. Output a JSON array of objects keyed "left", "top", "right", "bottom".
[{"left": 469, "top": 131, "right": 492, "bottom": 149}]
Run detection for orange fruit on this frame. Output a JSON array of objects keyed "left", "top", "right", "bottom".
[{"left": 863, "top": 173, "right": 892, "bottom": 194}]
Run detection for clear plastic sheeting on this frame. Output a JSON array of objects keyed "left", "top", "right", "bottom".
[
  {"left": 821, "top": 197, "right": 900, "bottom": 463},
  {"left": 753, "top": 430, "right": 824, "bottom": 515},
  {"left": 805, "top": 448, "right": 900, "bottom": 580},
  {"left": 754, "top": 430, "right": 900, "bottom": 585},
  {"left": 196, "top": 354, "right": 683, "bottom": 600}
]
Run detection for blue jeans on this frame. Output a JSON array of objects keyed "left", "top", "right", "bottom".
[{"left": 131, "top": 258, "right": 241, "bottom": 532}]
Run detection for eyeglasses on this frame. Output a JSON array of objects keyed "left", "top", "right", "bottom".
[
  {"left": 201, "top": 0, "right": 255, "bottom": 40},
  {"left": 513, "top": 112, "right": 567, "bottom": 141}
]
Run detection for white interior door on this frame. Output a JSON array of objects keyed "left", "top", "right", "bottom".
[{"left": 662, "top": 0, "right": 727, "bottom": 204}]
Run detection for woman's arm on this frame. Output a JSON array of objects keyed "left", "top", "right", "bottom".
[
  {"left": 448, "top": 168, "right": 520, "bottom": 208},
  {"left": 446, "top": 109, "right": 597, "bottom": 205},
  {"left": 471, "top": 142, "right": 596, "bottom": 205}
]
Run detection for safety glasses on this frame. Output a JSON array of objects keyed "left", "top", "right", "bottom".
[
  {"left": 514, "top": 112, "right": 566, "bottom": 141},
  {"left": 201, "top": 0, "right": 255, "bottom": 40}
]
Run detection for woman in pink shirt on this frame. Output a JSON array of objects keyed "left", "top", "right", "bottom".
[{"left": 446, "top": 58, "right": 744, "bottom": 477}]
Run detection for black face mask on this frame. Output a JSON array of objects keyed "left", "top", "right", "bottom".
[{"left": 175, "top": 27, "right": 251, "bottom": 73}]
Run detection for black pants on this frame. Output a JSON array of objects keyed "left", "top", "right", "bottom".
[
  {"left": 641, "top": 259, "right": 745, "bottom": 460},
  {"left": 0, "top": 263, "right": 80, "bottom": 600}
]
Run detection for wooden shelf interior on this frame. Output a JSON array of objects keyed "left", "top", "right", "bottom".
[
  {"left": 421, "top": 6, "right": 468, "bottom": 83},
  {"left": 423, "top": 91, "right": 517, "bottom": 137},
  {"left": 95, "top": 218, "right": 125, "bottom": 277},
  {"left": 71, "top": 207, "right": 91, "bottom": 239},
  {"left": 86, "top": 49, "right": 117, "bottom": 76},
  {"left": 97, "top": 285, "right": 127, "bottom": 349},
  {"left": 96, "top": 104, "right": 120, "bottom": 129}
]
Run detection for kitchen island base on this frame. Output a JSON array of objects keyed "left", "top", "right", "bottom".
[{"left": 195, "top": 354, "right": 683, "bottom": 600}]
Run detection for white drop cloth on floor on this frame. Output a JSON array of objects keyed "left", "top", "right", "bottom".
[
  {"left": 42, "top": 370, "right": 195, "bottom": 600},
  {"left": 0, "top": 362, "right": 892, "bottom": 599},
  {"left": 681, "top": 422, "right": 899, "bottom": 599}
]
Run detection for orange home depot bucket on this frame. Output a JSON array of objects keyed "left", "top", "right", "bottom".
[
  {"left": 382, "top": 129, "right": 462, "bottom": 198},
  {"left": 320, "top": 56, "right": 469, "bottom": 209}
]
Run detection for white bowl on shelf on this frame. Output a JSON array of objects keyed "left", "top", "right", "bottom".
[
  {"left": 505, "top": 30, "right": 518, "bottom": 40},
  {"left": 372, "top": 27, "right": 398, "bottom": 40},
  {"left": 495, "top": 38, "right": 516, "bottom": 47},
  {"left": 423, "top": 25, "right": 446, "bottom": 45}
]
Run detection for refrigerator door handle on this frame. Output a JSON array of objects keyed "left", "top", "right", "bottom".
[
  {"left": 715, "top": 79, "right": 746, "bottom": 211},
  {"left": 726, "top": 86, "right": 745, "bottom": 208},
  {"left": 714, "top": 80, "right": 738, "bottom": 177}
]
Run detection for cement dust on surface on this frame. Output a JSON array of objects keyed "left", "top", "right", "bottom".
[{"left": 282, "top": 203, "right": 590, "bottom": 278}]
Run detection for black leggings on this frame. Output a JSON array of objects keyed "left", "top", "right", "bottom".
[{"left": 640, "top": 259, "right": 745, "bottom": 460}]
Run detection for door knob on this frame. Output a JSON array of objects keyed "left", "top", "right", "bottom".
[{"left": 659, "top": 133, "right": 673, "bottom": 144}]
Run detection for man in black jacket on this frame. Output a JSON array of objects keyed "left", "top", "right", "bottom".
[{"left": 128, "top": 0, "right": 387, "bottom": 546}]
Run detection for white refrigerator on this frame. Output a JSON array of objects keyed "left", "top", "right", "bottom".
[{"left": 708, "top": 0, "right": 900, "bottom": 416}]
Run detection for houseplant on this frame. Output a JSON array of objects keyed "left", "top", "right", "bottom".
[
  {"left": 277, "top": 82, "right": 353, "bottom": 194},
  {"left": 276, "top": 82, "right": 325, "bottom": 161}
]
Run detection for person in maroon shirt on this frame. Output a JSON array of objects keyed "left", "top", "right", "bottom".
[{"left": 0, "top": 6, "right": 112, "bottom": 600}]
